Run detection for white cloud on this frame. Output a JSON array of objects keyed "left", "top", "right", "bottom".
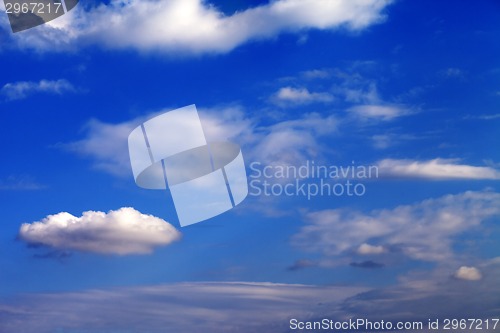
[
  {"left": 252, "top": 112, "right": 337, "bottom": 165},
  {"left": 357, "top": 243, "right": 386, "bottom": 255},
  {"left": 63, "top": 117, "right": 143, "bottom": 176},
  {"left": 1, "top": 79, "right": 75, "bottom": 100},
  {"left": 271, "top": 87, "right": 334, "bottom": 106},
  {"left": 66, "top": 106, "right": 337, "bottom": 176},
  {"left": 454, "top": 266, "right": 482, "bottom": 281},
  {"left": 197, "top": 106, "right": 256, "bottom": 143},
  {"left": 0, "top": 282, "right": 367, "bottom": 333},
  {"left": 293, "top": 191, "right": 500, "bottom": 262},
  {"left": 347, "top": 104, "right": 411, "bottom": 121},
  {"left": 64, "top": 107, "right": 252, "bottom": 176},
  {"left": 19, "top": 207, "right": 181, "bottom": 255},
  {"left": 377, "top": 158, "right": 500, "bottom": 180},
  {"left": 4, "top": 0, "right": 392, "bottom": 53}
]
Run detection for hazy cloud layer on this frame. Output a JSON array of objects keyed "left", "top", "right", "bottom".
[
  {"left": 2, "top": 0, "right": 392, "bottom": 54},
  {"left": 0, "top": 282, "right": 367, "bottom": 333},
  {"left": 1, "top": 267, "right": 499, "bottom": 333},
  {"left": 19, "top": 207, "right": 181, "bottom": 255}
]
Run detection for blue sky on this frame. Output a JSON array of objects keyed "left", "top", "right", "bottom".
[{"left": 0, "top": 0, "right": 500, "bottom": 332}]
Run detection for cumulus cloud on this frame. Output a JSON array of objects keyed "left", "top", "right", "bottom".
[
  {"left": 357, "top": 243, "right": 386, "bottom": 255},
  {"left": 1, "top": 79, "right": 75, "bottom": 100},
  {"left": 293, "top": 191, "right": 500, "bottom": 262},
  {"left": 377, "top": 158, "right": 500, "bottom": 180},
  {"left": 4, "top": 0, "right": 392, "bottom": 54},
  {"left": 19, "top": 207, "right": 181, "bottom": 255},
  {"left": 347, "top": 104, "right": 411, "bottom": 121},
  {"left": 454, "top": 266, "right": 482, "bottom": 281},
  {"left": 271, "top": 87, "right": 334, "bottom": 106}
]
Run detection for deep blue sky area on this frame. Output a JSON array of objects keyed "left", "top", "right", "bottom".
[{"left": 0, "top": 0, "right": 499, "bottom": 332}]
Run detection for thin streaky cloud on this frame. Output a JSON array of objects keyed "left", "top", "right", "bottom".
[
  {"left": 0, "top": 175, "right": 45, "bottom": 190},
  {"left": 271, "top": 87, "right": 334, "bottom": 106},
  {"left": 377, "top": 158, "right": 500, "bottom": 180},
  {"left": 464, "top": 113, "right": 500, "bottom": 120},
  {"left": 347, "top": 104, "right": 413, "bottom": 121},
  {"left": 0, "top": 282, "right": 368, "bottom": 333},
  {"left": 1, "top": 79, "right": 75, "bottom": 101}
]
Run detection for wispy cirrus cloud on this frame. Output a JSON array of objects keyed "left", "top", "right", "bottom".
[
  {"left": 464, "top": 113, "right": 500, "bottom": 120},
  {"left": 440, "top": 67, "right": 465, "bottom": 79},
  {"left": 64, "top": 106, "right": 338, "bottom": 176},
  {"left": 62, "top": 117, "right": 142, "bottom": 176},
  {"left": 347, "top": 104, "right": 412, "bottom": 121},
  {"left": 19, "top": 207, "right": 181, "bottom": 255},
  {"left": 1, "top": 79, "right": 75, "bottom": 101},
  {"left": 0, "top": 175, "right": 45, "bottom": 190},
  {"left": 377, "top": 158, "right": 500, "bottom": 180},
  {"left": 3, "top": 0, "right": 393, "bottom": 54},
  {"left": 293, "top": 191, "right": 500, "bottom": 263}
]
